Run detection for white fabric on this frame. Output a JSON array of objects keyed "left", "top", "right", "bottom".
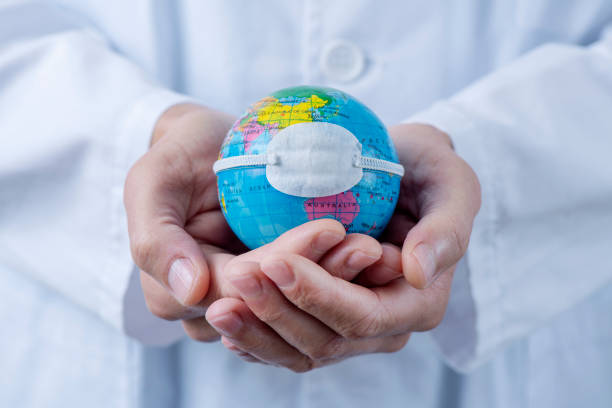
[
  {"left": 0, "top": 2, "right": 190, "bottom": 337},
  {"left": 1, "top": 0, "right": 612, "bottom": 407}
]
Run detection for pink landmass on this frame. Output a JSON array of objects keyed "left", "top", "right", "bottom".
[
  {"left": 241, "top": 120, "right": 265, "bottom": 153},
  {"left": 304, "top": 191, "right": 360, "bottom": 226},
  {"left": 237, "top": 118, "right": 277, "bottom": 153}
]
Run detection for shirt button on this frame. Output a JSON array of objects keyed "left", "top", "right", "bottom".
[{"left": 320, "top": 40, "right": 366, "bottom": 83}]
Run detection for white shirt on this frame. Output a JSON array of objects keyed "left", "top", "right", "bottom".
[{"left": 1, "top": 1, "right": 611, "bottom": 407}]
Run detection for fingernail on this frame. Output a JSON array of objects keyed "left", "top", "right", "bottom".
[
  {"left": 209, "top": 312, "right": 243, "bottom": 337},
  {"left": 314, "top": 231, "right": 344, "bottom": 252},
  {"left": 346, "top": 250, "right": 379, "bottom": 271},
  {"left": 230, "top": 274, "right": 262, "bottom": 298},
  {"left": 261, "top": 260, "right": 294, "bottom": 288},
  {"left": 412, "top": 243, "right": 437, "bottom": 286},
  {"left": 168, "top": 258, "right": 195, "bottom": 303}
]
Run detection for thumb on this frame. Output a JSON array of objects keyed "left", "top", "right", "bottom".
[
  {"left": 401, "top": 155, "right": 481, "bottom": 289},
  {"left": 124, "top": 150, "right": 209, "bottom": 306},
  {"left": 401, "top": 211, "right": 473, "bottom": 289}
]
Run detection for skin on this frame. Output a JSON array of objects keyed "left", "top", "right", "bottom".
[{"left": 124, "top": 103, "right": 481, "bottom": 371}]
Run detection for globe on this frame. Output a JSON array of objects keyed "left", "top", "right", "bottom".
[{"left": 215, "top": 86, "right": 402, "bottom": 249}]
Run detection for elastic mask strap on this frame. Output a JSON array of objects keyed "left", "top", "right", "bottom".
[
  {"left": 354, "top": 156, "right": 405, "bottom": 177},
  {"left": 213, "top": 154, "right": 405, "bottom": 177}
]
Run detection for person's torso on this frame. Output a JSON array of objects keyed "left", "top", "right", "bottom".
[
  {"left": 7, "top": 1, "right": 612, "bottom": 407},
  {"left": 42, "top": 0, "right": 612, "bottom": 122}
]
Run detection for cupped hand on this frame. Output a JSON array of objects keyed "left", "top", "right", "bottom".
[{"left": 206, "top": 123, "right": 481, "bottom": 371}]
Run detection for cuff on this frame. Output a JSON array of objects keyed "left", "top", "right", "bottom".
[
  {"left": 404, "top": 102, "right": 503, "bottom": 372},
  {"left": 97, "top": 87, "right": 195, "bottom": 342}
]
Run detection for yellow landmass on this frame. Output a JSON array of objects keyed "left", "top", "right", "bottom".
[
  {"left": 221, "top": 192, "right": 227, "bottom": 213},
  {"left": 256, "top": 95, "right": 328, "bottom": 128}
]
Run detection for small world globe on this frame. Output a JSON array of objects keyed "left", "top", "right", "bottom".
[{"left": 214, "top": 86, "right": 403, "bottom": 249}]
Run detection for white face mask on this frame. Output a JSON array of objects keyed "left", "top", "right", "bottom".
[{"left": 213, "top": 122, "right": 404, "bottom": 197}]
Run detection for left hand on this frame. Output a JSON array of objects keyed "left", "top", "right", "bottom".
[{"left": 206, "top": 123, "right": 482, "bottom": 371}]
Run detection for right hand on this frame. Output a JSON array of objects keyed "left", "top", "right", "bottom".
[{"left": 124, "top": 104, "right": 387, "bottom": 342}]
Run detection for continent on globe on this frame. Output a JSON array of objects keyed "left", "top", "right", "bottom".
[
  {"left": 219, "top": 88, "right": 347, "bottom": 159},
  {"left": 213, "top": 86, "right": 404, "bottom": 249},
  {"left": 303, "top": 191, "right": 360, "bottom": 228},
  {"left": 232, "top": 116, "right": 277, "bottom": 153}
]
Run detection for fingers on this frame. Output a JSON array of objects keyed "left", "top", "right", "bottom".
[
  {"left": 260, "top": 254, "right": 383, "bottom": 339},
  {"left": 215, "top": 262, "right": 412, "bottom": 370},
  {"left": 222, "top": 262, "right": 344, "bottom": 362},
  {"left": 400, "top": 153, "right": 481, "bottom": 288},
  {"left": 140, "top": 271, "right": 222, "bottom": 341},
  {"left": 234, "top": 218, "right": 346, "bottom": 264},
  {"left": 260, "top": 252, "right": 453, "bottom": 338},
  {"left": 182, "top": 317, "right": 221, "bottom": 342},
  {"left": 373, "top": 267, "right": 455, "bottom": 333},
  {"left": 354, "top": 243, "right": 403, "bottom": 287},
  {"left": 206, "top": 296, "right": 314, "bottom": 372},
  {"left": 221, "top": 337, "right": 266, "bottom": 364},
  {"left": 135, "top": 216, "right": 347, "bottom": 330},
  {"left": 124, "top": 149, "right": 209, "bottom": 306},
  {"left": 215, "top": 219, "right": 347, "bottom": 301},
  {"left": 140, "top": 270, "right": 220, "bottom": 341},
  {"left": 318, "top": 233, "right": 382, "bottom": 280},
  {"left": 139, "top": 271, "right": 206, "bottom": 320}
]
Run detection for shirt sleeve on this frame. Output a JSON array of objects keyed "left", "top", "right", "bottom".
[
  {"left": 0, "top": 3, "right": 189, "bottom": 340},
  {"left": 407, "top": 23, "right": 612, "bottom": 372}
]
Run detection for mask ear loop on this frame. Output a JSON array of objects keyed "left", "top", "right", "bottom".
[
  {"left": 212, "top": 154, "right": 270, "bottom": 173},
  {"left": 213, "top": 153, "right": 404, "bottom": 177},
  {"left": 354, "top": 156, "right": 405, "bottom": 177}
]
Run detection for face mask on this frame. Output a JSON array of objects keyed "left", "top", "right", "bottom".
[{"left": 213, "top": 122, "right": 404, "bottom": 197}]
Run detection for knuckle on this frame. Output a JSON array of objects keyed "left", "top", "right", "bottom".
[
  {"left": 440, "top": 211, "right": 469, "bottom": 260},
  {"left": 449, "top": 225, "right": 468, "bottom": 256},
  {"left": 340, "top": 310, "right": 383, "bottom": 340},
  {"left": 130, "top": 230, "right": 158, "bottom": 270},
  {"left": 258, "top": 308, "right": 285, "bottom": 326},
  {"left": 291, "top": 284, "right": 326, "bottom": 315}
]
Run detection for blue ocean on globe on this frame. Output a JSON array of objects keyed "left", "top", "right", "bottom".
[{"left": 215, "top": 86, "right": 402, "bottom": 249}]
